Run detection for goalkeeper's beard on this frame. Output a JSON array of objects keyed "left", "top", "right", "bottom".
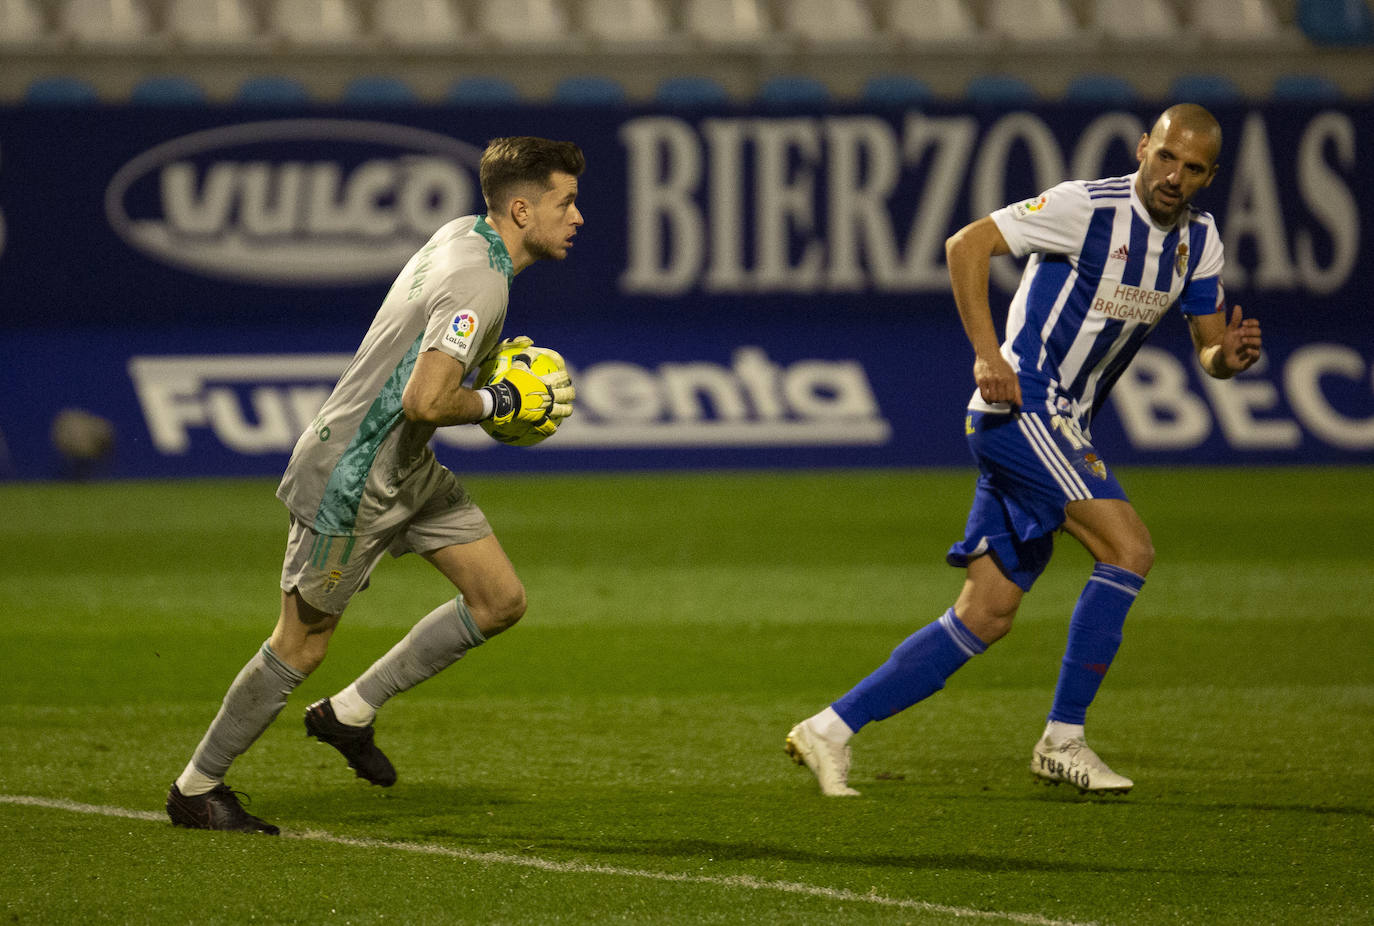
[{"left": 525, "top": 233, "right": 568, "bottom": 263}]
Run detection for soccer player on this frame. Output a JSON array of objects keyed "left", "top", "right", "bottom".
[
  {"left": 166, "top": 136, "right": 585, "bottom": 834},
  {"left": 787, "top": 104, "right": 1261, "bottom": 797}
]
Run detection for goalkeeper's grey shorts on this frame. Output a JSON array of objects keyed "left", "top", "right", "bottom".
[{"left": 280, "top": 467, "right": 492, "bottom": 615}]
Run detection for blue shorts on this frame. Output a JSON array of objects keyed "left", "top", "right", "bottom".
[{"left": 946, "top": 410, "right": 1128, "bottom": 591}]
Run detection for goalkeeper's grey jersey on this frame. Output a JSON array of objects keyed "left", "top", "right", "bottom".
[{"left": 277, "top": 215, "right": 512, "bottom": 536}]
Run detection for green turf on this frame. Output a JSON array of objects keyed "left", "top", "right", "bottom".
[{"left": 1, "top": 468, "right": 1371, "bottom": 925}]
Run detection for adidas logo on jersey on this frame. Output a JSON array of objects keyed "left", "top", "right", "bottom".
[{"left": 1109, "top": 244, "right": 1130, "bottom": 261}]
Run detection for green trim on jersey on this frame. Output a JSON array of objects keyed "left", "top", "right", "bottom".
[
  {"left": 475, "top": 216, "right": 514, "bottom": 284},
  {"left": 313, "top": 334, "right": 424, "bottom": 535}
]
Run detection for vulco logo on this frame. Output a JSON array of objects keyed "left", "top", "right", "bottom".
[
  {"left": 105, "top": 120, "right": 482, "bottom": 285},
  {"left": 128, "top": 348, "right": 892, "bottom": 456}
]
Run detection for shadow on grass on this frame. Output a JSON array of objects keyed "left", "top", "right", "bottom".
[
  {"left": 1147, "top": 799, "right": 1374, "bottom": 819},
  {"left": 906, "top": 781, "right": 1374, "bottom": 821},
  {"left": 451, "top": 833, "right": 1183, "bottom": 876},
  {"left": 954, "top": 784, "right": 1374, "bottom": 819},
  {"left": 280, "top": 783, "right": 1196, "bottom": 877}
]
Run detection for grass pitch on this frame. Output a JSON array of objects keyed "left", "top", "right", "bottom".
[{"left": 1, "top": 467, "right": 1370, "bottom": 925}]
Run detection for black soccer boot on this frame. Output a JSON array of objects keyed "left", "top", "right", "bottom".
[
  {"left": 166, "top": 782, "right": 280, "bottom": 835},
  {"left": 304, "top": 698, "right": 397, "bottom": 787}
]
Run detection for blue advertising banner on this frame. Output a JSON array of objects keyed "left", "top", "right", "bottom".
[{"left": 1, "top": 103, "right": 1370, "bottom": 479}]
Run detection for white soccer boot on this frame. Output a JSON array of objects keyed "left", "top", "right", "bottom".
[
  {"left": 786, "top": 720, "right": 861, "bottom": 797},
  {"left": 1030, "top": 732, "right": 1134, "bottom": 794}
]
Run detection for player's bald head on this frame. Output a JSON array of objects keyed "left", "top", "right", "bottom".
[
  {"left": 1149, "top": 105, "right": 1222, "bottom": 164},
  {"left": 1134, "top": 104, "right": 1222, "bottom": 225}
]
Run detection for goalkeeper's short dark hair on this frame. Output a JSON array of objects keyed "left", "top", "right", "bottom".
[{"left": 480, "top": 137, "right": 585, "bottom": 214}]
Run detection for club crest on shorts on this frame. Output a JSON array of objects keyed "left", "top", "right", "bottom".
[{"left": 1081, "top": 452, "right": 1108, "bottom": 480}]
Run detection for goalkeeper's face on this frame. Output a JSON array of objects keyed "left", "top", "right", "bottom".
[{"left": 525, "top": 171, "right": 583, "bottom": 262}]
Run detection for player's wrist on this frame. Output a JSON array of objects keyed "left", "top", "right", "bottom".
[
  {"left": 477, "top": 387, "right": 496, "bottom": 420},
  {"left": 1201, "top": 345, "right": 1233, "bottom": 379},
  {"left": 480, "top": 381, "right": 521, "bottom": 421}
]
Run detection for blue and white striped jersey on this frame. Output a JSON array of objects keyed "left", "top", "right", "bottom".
[{"left": 979, "top": 171, "right": 1225, "bottom": 428}]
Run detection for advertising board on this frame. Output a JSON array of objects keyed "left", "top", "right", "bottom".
[{"left": 1, "top": 103, "right": 1369, "bottom": 479}]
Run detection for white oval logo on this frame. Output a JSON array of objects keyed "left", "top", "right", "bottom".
[{"left": 105, "top": 120, "right": 483, "bottom": 286}]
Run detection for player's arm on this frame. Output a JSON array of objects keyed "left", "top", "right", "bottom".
[
  {"left": 403, "top": 342, "right": 561, "bottom": 429},
  {"left": 402, "top": 348, "right": 485, "bottom": 426},
  {"left": 945, "top": 216, "right": 1022, "bottom": 407},
  {"left": 1188, "top": 305, "right": 1262, "bottom": 379}
]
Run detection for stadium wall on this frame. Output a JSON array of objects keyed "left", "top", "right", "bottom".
[{"left": 1, "top": 102, "right": 1370, "bottom": 480}]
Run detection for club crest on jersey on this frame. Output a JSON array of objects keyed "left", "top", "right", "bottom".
[
  {"left": 1175, "top": 242, "right": 1189, "bottom": 276},
  {"left": 444, "top": 311, "right": 478, "bottom": 352},
  {"left": 1011, "top": 194, "right": 1049, "bottom": 219}
]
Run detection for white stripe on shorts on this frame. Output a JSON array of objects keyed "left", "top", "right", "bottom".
[{"left": 1017, "top": 414, "right": 1092, "bottom": 501}]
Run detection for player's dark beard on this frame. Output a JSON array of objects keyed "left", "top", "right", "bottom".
[
  {"left": 1145, "top": 185, "right": 1183, "bottom": 225},
  {"left": 525, "top": 232, "right": 563, "bottom": 263}
]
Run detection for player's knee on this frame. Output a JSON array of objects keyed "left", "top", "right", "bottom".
[
  {"left": 1129, "top": 539, "right": 1155, "bottom": 576},
  {"left": 955, "top": 558, "right": 1023, "bottom": 644},
  {"left": 952, "top": 594, "right": 1019, "bottom": 645},
  {"left": 476, "top": 582, "right": 527, "bottom": 635},
  {"left": 497, "top": 586, "right": 527, "bottom": 630},
  {"left": 274, "top": 594, "right": 340, "bottom": 673},
  {"left": 294, "top": 636, "right": 332, "bottom": 674},
  {"left": 965, "top": 607, "right": 1016, "bottom": 645},
  {"left": 269, "top": 626, "right": 333, "bottom": 675},
  {"left": 1109, "top": 533, "right": 1155, "bottom": 576}
]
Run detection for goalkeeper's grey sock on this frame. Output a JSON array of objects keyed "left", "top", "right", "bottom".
[
  {"left": 180, "top": 641, "right": 306, "bottom": 790},
  {"left": 353, "top": 597, "right": 486, "bottom": 710},
  {"left": 174, "top": 763, "right": 221, "bottom": 797}
]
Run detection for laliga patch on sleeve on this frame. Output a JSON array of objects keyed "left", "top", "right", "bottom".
[
  {"left": 1010, "top": 194, "right": 1049, "bottom": 219},
  {"left": 443, "top": 310, "right": 479, "bottom": 354}
]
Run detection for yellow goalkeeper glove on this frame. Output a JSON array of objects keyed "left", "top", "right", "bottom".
[
  {"left": 538, "top": 365, "right": 575, "bottom": 421},
  {"left": 489, "top": 334, "right": 534, "bottom": 358},
  {"left": 481, "top": 364, "right": 553, "bottom": 428}
]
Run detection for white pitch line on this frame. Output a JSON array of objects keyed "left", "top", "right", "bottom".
[{"left": 2, "top": 794, "right": 1100, "bottom": 926}]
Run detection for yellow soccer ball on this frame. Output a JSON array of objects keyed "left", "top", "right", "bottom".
[{"left": 474, "top": 345, "right": 567, "bottom": 447}]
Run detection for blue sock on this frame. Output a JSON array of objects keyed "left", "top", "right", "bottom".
[
  {"left": 832, "top": 609, "right": 987, "bottom": 734},
  {"left": 1048, "top": 563, "right": 1146, "bottom": 725}
]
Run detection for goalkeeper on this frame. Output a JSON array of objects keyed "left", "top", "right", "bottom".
[{"left": 166, "top": 136, "right": 584, "bottom": 835}]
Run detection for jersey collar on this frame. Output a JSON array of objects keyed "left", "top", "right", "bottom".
[{"left": 474, "top": 215, "right": 514, "bottom": 285}]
